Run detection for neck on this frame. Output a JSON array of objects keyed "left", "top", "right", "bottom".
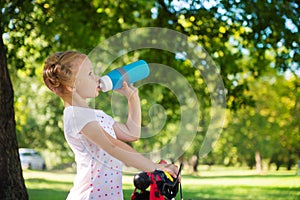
[{"left": 62, "top": 93, "right": 89, "bottom": 108}]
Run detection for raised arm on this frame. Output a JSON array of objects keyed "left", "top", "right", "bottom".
[{"left": 113, "top": 82, "right": 141, "bottom": 142}]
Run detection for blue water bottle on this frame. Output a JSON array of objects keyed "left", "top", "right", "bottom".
[{"left": 99, "top": 60, "right": 150, "bottom": 92}]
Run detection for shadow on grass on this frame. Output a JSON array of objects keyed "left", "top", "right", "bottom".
[
  {"left": 26, "top": 178, "right": 72, "bottom": 200},
  {"left": 26, "top": 178, "right": 72, "bottom": 185},
  {"left": 27, "top": 188, "right": 68, "bottom": 200}
]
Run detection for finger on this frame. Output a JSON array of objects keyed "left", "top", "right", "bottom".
[
  {"left": 172, "top": 165, "right": 179, "bottom": 178},
  {"left": 178, "top": 174, "right": 181, "bottom": 183},
  {"left": 170, "top": 169, "right": 177, "bottom": 178},
  {"left": 166, "top": 165, "right": 178, "bottom": 178},
  {"left": 122, "top": 81, "right": 128, "bottom": 88},
  {"left": 128, "top": 84, "right": 135, "bottom": 89}
]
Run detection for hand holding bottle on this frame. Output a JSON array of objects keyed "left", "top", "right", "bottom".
[{"left": 116, "top": 81, "right": 138, "bottom": 100}]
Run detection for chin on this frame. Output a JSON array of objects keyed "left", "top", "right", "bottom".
[{"left": 94, "top": 91, "right": 99, "bottom": 97}]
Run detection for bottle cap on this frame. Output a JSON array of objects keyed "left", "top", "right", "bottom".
[{"left": 99, "top": 75, "right": 113, "bottom": 92}]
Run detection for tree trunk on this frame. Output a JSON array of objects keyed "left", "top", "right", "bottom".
[
  {"left": 255, "top": 151, "right": 262, "bottom": 174},
  {"left": 0, "top": 28, "right": 28, "bottom": 199},
  {"left": 190, "top": 155, "right": 199, "bottom": 172},
  {"left": 287, "top": 157, "right": 293, "bottom": 171}
]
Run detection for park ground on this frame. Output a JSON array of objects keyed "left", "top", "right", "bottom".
[{"left": 23, "top": 165, "right": 300, "bottom": 200}]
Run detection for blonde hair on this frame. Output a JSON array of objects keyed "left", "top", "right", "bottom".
[{"left": 43, "top": 51, "right": 84, "bottom": 96}]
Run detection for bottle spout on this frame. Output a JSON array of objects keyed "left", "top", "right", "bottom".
[{"left": 99, "top": 75, "right": 113, "bottom": 92}]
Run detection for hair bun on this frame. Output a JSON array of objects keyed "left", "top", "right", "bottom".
[
  {"left": 47, "top": 63, "right": 61, "bottom": 88},
  {"left": 42, "top": 51, "right": 82, "bottom": 95}
]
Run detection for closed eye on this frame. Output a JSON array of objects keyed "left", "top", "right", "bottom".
[{"left": 89, "top": 71, "right": 96, "bottom": 79}]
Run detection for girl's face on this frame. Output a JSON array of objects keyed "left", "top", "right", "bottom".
[{"left": 74, "top": 56, "right": 100, "bottom": 99}]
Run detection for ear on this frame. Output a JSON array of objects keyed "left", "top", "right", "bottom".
[{"left": 65, "top": 85, "right": 76, "bottom": 93}]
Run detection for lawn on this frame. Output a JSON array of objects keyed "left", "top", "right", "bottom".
[{"left": 23, "top": 166, "right": 300, "bottom": 200}]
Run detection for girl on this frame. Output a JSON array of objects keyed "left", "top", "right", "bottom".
[{"left": 42, "top": 51, "right": 178, "bottom": 200}]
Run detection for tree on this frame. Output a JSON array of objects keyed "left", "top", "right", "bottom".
[
  {"left": 1, "top": 1, "right": 299, "bottom": 195},
  {"left": 0, "top": 26, "right": 28, "bottom": 200},
  {"left": 1, "top": 1, "right": 155, "bottom": 197},
  {"left": 0, "top": 1, "right": 30, "bottom": 198},
  {"left": 156, "top": 0, "right": 299, "bottom": 109},
  {"left": 154, "top": 0, "right": 299, "bottom": 171},
  {"left": 215, "top": 68, "right": 300, "bottom": 171}
]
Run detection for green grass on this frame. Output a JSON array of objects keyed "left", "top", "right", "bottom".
[{"left": 24, "top": 167, "right": 300, "bottom": 200}]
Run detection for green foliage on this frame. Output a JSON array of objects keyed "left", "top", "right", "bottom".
[
  {"left": 1, "top": 0, "right": 299, "bottom": 169},
  {"left": 156, "top": 0, "right": 299, "bottom": 109},
  {"left": 2, "top": 0, "right": 156, "bottom": 167},
  {"left": 209, "top": 69, "right": 300, "bottom": 169}
]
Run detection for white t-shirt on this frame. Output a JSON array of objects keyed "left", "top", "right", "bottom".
[{"left": 64, "top": 106, "right": 123, "bottom": 200}]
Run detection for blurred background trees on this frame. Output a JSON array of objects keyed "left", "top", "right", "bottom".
[{"left": 0, "top": 0, "right": 299, "bottom": 197}]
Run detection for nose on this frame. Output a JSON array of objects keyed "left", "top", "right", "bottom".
[{"left": 92, "top": 74, "right": 98, "bottom": 80}]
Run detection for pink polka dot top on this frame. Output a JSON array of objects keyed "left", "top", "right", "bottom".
[{"left": 64, "top": 106, "right": 123, "bottom": 200}]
